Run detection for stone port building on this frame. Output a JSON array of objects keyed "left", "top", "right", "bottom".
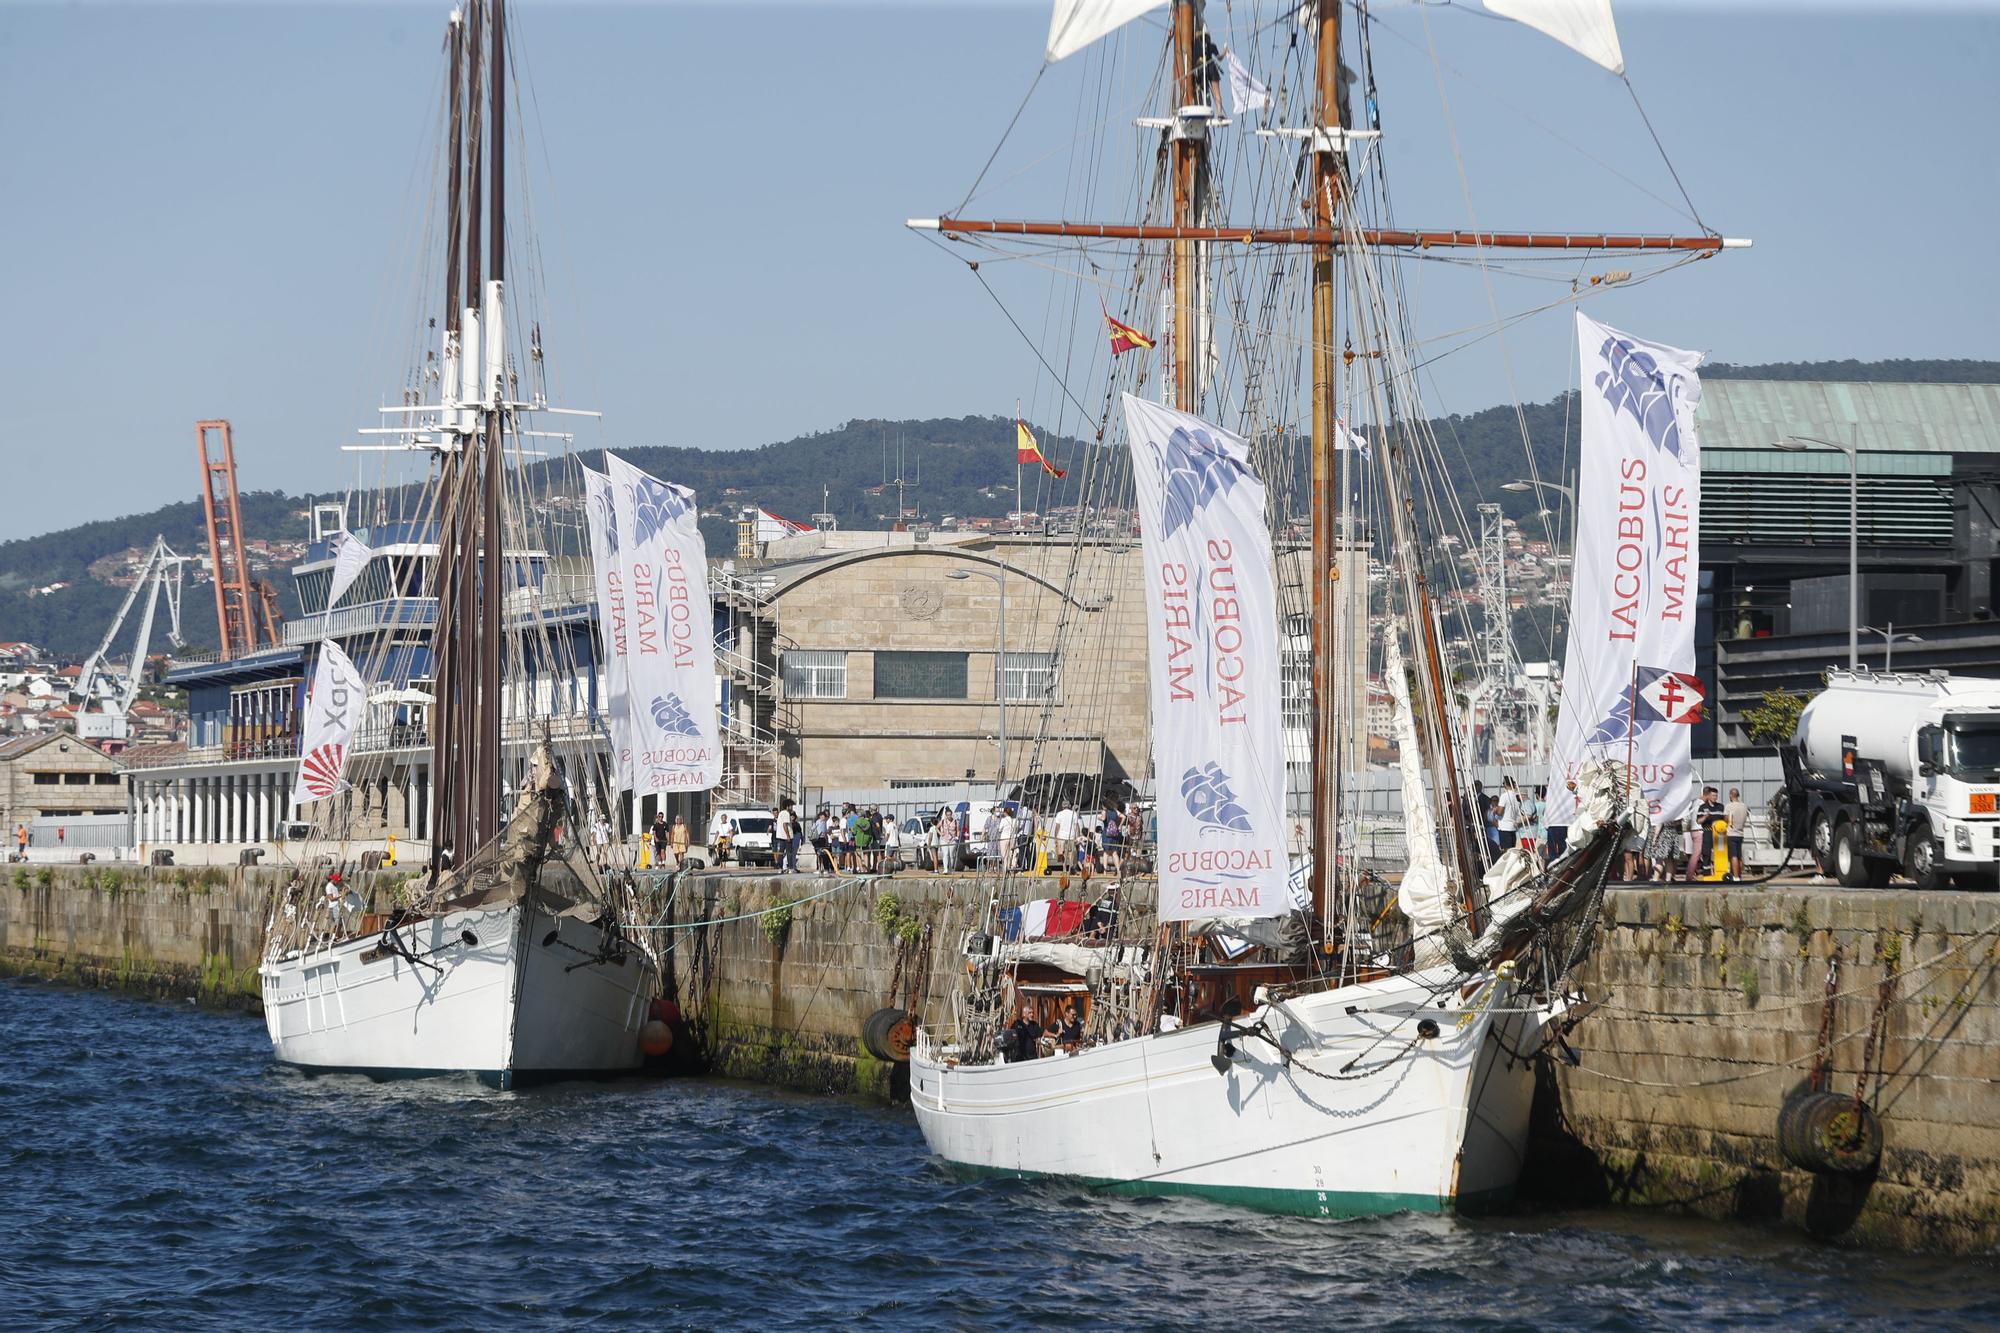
[
  {"left": 719, "top": 526, "right": 1367, "bottom": 802},
  {"left": 0, "top": 732, "right": 127, "bottom": 845}
]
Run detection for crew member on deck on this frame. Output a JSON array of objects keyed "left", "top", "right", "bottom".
[{"left": 1003, "top": 1001, "right": 1043, "bottom": 1063}]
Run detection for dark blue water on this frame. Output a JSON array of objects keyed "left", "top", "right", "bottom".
[{"left": 2, "top": 980, "right": 1991, "bottom": 1331}]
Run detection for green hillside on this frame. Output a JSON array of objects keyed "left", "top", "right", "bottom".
[{"left": 6, "top": 358, "right": 1994, "bottom": 659}]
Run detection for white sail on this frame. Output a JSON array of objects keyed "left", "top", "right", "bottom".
[
  {"left": 1544, "top": 312, "right": 1704, "bottom": 829},
  {"left": 1047, "top": 0, "right": 1168, "bottom": 63},
  {"left": 325, "top": 527, "right": 374, "bottom": 610},
  {"left": 1483, "top": 0, "right": 1625, "bottom": 75},
  {"left": 1123, "top": 395, "right": 1288, "bottom": 921},
  {"left": 290, "top": 640, "right": 365, "bottom": 806},
  {"left": 1385, "top": 621, "right": 1454, "bottom": 966}
]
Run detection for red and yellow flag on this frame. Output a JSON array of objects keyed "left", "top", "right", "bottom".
[
  {"left": 1105, "top": 311, "right": 1156, "bottom": 356},
  {"left": 1016, "top": 420, "right": 1066, "bottom": 479}
]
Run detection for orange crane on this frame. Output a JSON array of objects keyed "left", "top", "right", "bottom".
[{"left": 195, "top": 420, "right": 283, "bottom": 658}]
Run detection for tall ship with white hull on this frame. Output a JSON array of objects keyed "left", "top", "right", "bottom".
[
  {"left": 905, "top": 0, "right": 1742, "bottom": 1214},
  {"left": 257, "top": 0, "right": 671, "bottom": 1088}
]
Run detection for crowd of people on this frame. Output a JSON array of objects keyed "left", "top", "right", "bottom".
[{"left": 1471, "top": 776, "right": 1754, "bottom": 884}]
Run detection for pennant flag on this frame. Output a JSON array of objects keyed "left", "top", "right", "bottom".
[
  {"left": 1105, "top": 311, "right": 1156, "bottom": 356},
  {"left": 1223, "top": 47, "right": 1271, "bottom": 115},
  {"left": 752, "top": 507, "right": 812, "bottom": 544},
  {"left": 1016, "top": 420, "right": 1067, "bottom": 479},
  {"left": 325, "top": 528, "right": 375, "bottom": 610}
]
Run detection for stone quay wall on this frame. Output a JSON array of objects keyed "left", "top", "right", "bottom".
[
  {"left": 6, "top": 864, "right": 1997, "bottom": 1254},
  {"left": 1534, "top": 885, "right": 2000, "bottom": 1255}
]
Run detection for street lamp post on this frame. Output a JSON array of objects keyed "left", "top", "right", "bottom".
[
  {"left": 1772, "top": 434, "right": 1861, "bottom": 669},
  {"left": 1863, "top": 622, "right": 1921, "bottom": 672},
  {"left": 948, "top": 568, "right": 1008, "bottom": 793}
]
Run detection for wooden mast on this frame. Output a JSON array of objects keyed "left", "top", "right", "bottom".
[
  {"left": 430, "top": 7, "right": 467, "bottom": 873},
  {"left": 1307, "top": 0, "right": 1342, "bottom": 938},
  {"left": 1170, "top": 1, "right": 1203, "bottom": 411},
  {"left": 915, "top": 218, "right": 1739, "bottom": 252},
  {"left": 479, "top": 0, "right": 506, "bottom": 847}
]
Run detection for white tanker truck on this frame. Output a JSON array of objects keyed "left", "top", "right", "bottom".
[{"left": 1776, "top": 670, "right": 2000, "bottom": 890}]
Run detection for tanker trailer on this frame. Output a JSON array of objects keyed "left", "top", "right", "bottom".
[{"left": 1777, "top": 670, "right": 2000, "bottom": 890}]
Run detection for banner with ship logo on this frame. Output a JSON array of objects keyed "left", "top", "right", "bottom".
[
  {"left": 1123, "top": 395, "right": 1287, "bottom": 921},
  {"left": 291, "top": 640, "right": 365, "bottom": 806},
  {"left": 590, "top": 452, "right": 721, "bottom": 793},
  {"left": 1545, "top": 312, "right": 1703, "bottom": 828}
]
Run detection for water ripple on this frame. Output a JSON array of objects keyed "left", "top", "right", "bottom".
[{"left": 1, "top": 978, "right": 1991, "bottom": 1331}]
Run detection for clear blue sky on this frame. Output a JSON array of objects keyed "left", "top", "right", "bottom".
[{"left": 2, "top": 1, "right": 1996, "bottom": 540}]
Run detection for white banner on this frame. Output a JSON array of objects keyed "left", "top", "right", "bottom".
[
  {"left": 291, "top": 640, "right": 366, "bottom": 806},
  {"left": 1123, "top": 394, "right": 1288, "bottom": 921},
  {"left": 581, "top": 466, "right": 634, "bottom": 788},
  {"left": 602, "top": 452, "right": 721, "bottom": 793},
  {"left": 1545, "top": 313, "right": 1702, "bottom": 828},
  {"left": 325, "top": 528, "right": 374, "bottom": 610}
]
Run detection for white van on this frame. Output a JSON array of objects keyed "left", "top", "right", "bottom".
[{"left": 713, "top": 806, "right": 777, "bottom": 866}]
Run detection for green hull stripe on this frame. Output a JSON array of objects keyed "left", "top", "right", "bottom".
[{"left": 949, "top": 1161, "right": 1514, "bottom": 1219}]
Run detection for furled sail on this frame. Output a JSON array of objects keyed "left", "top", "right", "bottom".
[
  {"left": 1385, "top": 621, "right": 1454, "bottom": 967},
  {"left": 1047, "top": 0, "right": 1168, "bottom": 63},
  {"left": 1483, "top": 0, "right": 1625, "bottom": 75}
]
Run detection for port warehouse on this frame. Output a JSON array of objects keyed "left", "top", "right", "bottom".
[{"left": 52, "top": 375, "right": 2000, "bottom": 857}]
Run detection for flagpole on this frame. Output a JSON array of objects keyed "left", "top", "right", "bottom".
[{"left": 1015, "top": 398, "right": 1023, "bottom": 519}]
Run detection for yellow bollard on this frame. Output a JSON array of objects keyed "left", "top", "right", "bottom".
[
  {"left": 639, "top": 839, "right": 651, "bottom": 869},
  {"left": 1704, "top": 817, "right": 1730, "bottom": 882},
  {"left": 386, "top": 833, "right": 397, "bottom": 867}
]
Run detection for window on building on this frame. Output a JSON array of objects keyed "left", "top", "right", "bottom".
[
  {"left": 999, "top": 652, "right": 1058, "bottom": 704},
  {"left": 874, "top": 651, "right": 968, "bottom": 700},
  {"left": 63, "top": 773, "right": 91, "bottom": 786},
  {"left": 94, "top": 774, "right": 119, "bottom": 785},
  {"left": 31, "top": 773, "right": 58, "bottom": 786},
  {"left": 781, "top": 650, "right": 848, "bottom": 700}
]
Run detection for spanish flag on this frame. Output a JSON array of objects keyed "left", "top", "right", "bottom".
[
  {"left": 1105, "top": 311, "right": 1156, "bottom": 356},
  {"left": 1016, "top": 420, "right": 1066, "bottom": 479}
]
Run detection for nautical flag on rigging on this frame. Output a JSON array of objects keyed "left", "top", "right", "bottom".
[
  {"left": 1105, "top": 311, "right": 1156, "bottom": 356},
  {"left": 594, "top": 452, "right": 722, "bottom": 794},
  {"left": 1016, "top": 420, "right": 1067, "bottom": 479},
  {"left": 1223, "top": 47, "right": 1271, "bottom": 115},
  {"left": 1123, "top": 394, "right": 1288, "bottom": 922},
  {"left": 1544, "top": 312, "right": 1703, "bottom": 828},
  {"left": 291, "top": 640, "right": 365, "bottom": 806},
  {"left": 325, "top": 527, "right": 375, "bottom": 609}
]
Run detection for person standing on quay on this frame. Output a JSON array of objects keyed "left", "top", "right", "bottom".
[
  {"left": 650, "top": 811, "right": 669, "bottom": 867},
  {"left": 1723, "top": 787, "right": 1751, "bottom": 882},
  {"left": 669, "top": 814, "right": 691, "bottom": 869}
]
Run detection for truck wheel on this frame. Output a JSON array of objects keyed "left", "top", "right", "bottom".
[
  {"left": 1832, "top": 822, "right": 1874, "bottom": 889},
  {"left": 1809, "top": 811, "right": 1836, "bottom": 874},
  {"left": 1905, "top": 831, "right": 1949, "bottom": 892}
]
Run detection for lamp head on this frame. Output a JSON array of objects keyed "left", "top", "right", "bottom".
[
  {"left": 947, "top": 571, "right": 970, "bottom": 581},
  {"left": 1499, "top": 480, "right": 1532, "bottom": 492}
]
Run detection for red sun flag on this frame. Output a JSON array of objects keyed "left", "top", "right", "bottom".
[{"left": 299, "top": 742, "right": 348, "bottom": 799}]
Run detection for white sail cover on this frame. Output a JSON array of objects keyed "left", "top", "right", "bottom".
[
  {"left": 1544, "top": 312, "right": 1703, "bottom": 829},
  {"left": 1047, "top": 0, "right": 1167, "bottom": 63},
  {"left": 291, "top": 640, "right": 365, "bottom": 806},
  {"left": 1123, "top": 395, "right": 1287, "bottom": 921},
  {"left": 1483, "top": 0, "right": 1625, "bottom": 76},
  {"left": 600, "top": 452, "right": 722, "bottom": 793},
  {"left": 325, "top": 528, "right": 374, "bottom": 610},
  {"left": 1384, "top": 623, "right": 1454, "bottom": 967},
  {"left": 580, "top": 465, "right": 632, "bottom": 785}
]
